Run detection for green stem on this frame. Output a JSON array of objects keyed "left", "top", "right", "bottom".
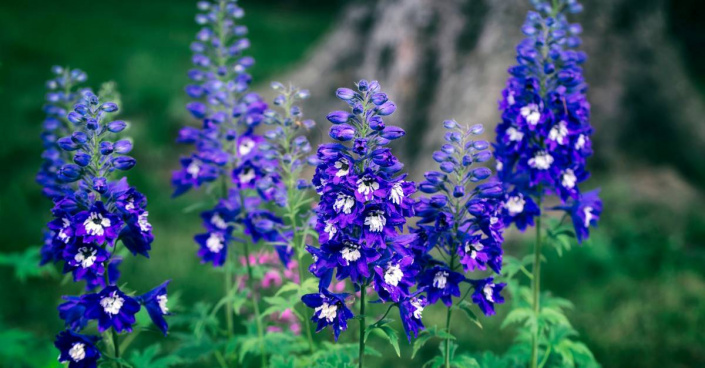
[
  {"left": 224, "top": 261, "right": 234, "bottom": 339},
  {"left": 297, "top": 259, "right": 316, "bottom": 354},
  {"left": 244, "top": 241, "right": 267, "bottom": 368},
  {"left": 444, "top": 307, "right": 453, "bottom": 368},
  {"left": 358, "top": 284, "right": 367, "bottom": 368},
  {"left": 530, "top": 196, "right": 543, "bottom": 368},
  {"left": 112, "top": 329, "right": 120, "bottom": 361}
]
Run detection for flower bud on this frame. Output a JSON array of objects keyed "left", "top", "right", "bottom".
[
  {"left": 186, "top": 102, "right": 207, "bottom": 119},
  {"left": 443, "top": 120, "right": 457, "bottom": 129},
  {"left": 369, "top": 116, "right": 385, "bottom": 131},
  {"left": 432, "top": 151, "right": 447, "bottom": 163},
  {"left": 74, "top": 104, "right": 89, "bottom": 115},
  {"left": 67, "top": 111, "right": 83, "bottom": 124},
  {"left": 58, "top": 137, "right": 79, "bottom": 151},
  {"left": 430, "top": 195, "right": 448, "bottom": 208},
  {"left": 469, "top": 124, "right": 484, "bottom": 135},
  {"left": 336, "top": 88, "right": 356, "bottom": 100},
  {"left": 469, "top": 167, "right": 492, "bottom": 181},
  {"left": 100, "top": 141, "right": 114, "bottom": 155},
  {"left": 113, "top": 156, "right": 136, "bottom": 170},
  {"left": 380, "top": 126, "right": 405, "bottom": 140},
  {"left": 424, "top": 171, "right": 445, "bottom": 184},
  {"left": 329, "top": 124, "right": 355, "bottom": 142},
  {"left": 302, "top": 119, "right": 315, "bottom": 129},
  {"left": 326, "top": 111, "right": 351, "bottom": 124},
  {"left": 441, "top": 144, "right": 455, "bottom": 154},
  {"left": 107, "top": 120, "right": 127, "bottom": 133},
  {"left": 58, "top": 164, "right": 82, "bottom": 182},
  {"left": 370, "top": 93, "right": 388, "bottom": 106},
  {"left": 445, "top": 132, "right": 462, "bottom": 143},
  {"left": 357, "top": 80, "right": 369, "bottom": 91},
  {"left": 101, "top": 102, "right": 118, "bottom": 112},
  {"left": 419, "top": 182, "right": 440, "bottom": 194},
  {"left": 440, "top": 162, "right": 455, "bottom": 173},
  {"left": 474, "top": 151, "right": 492, "bottom": 163},
  {"left": 115, "top": 140, "right": 133, "bottom": 154},
  {"left": 353, "top": 138, "right": 368, "bottom": 155},
  {"left": 473, "top": 140, "right": 489, "bottom": 150},
  {"left": 453, "top": 185, "right": 465, "bottom": 198},
  {"left": 93, "top": 177, "right": 108, "bottom": 193},
  {"left": 377, "top": 101, "right": 396, "bottom": 116},
  {"left": 297, "top": 90, "right": 310, "bottom": 99},
  {"left": 73, "top": 152, "right": 91, "bottom": 167},
  {"left": 86, "top": 118, "right": 99, "bottom": 131}
]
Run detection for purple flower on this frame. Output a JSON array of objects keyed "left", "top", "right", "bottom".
[
  {"left": 82, "top": 286, "right": 141, "bottom": 333},
  {"left": 54, "top": 330, "right": 101, "bottom": 368},
  {"left": 399, "top": 295, "right": 427, "bottom": 342},
  {"left": 138, "top": 281, "right": 170, "bottom": 336},
  {"left": 469, "top": 277, "right": 506, "bottom": 316},
  {"left": 195, "top": 231, "right": 229, "bottom": 267},
  {"left": 61, "top": 243, "right": 109, "bottom": 286},
  {"left": 171, "top": 155, "right": 219, "bottom": 197},
  {"left": 58, "top": 296, "right": 88, "bottom": 331},
  {"left": 118, "top": 211, "right": 154, "bottom": 257},
  {"left": 419, "top": 266, "right": 465, "bottom": 307},
  {"left": 301, "top": 288, "right": 354, "bottom": 341},
  {"left": 74, "top": 202, "right": 122, "bottom": 245},
  {"left": 557, "top": 189, "right": 602, "bottom": 243},
  {"left": 372, "top": 256, "right": 418, "bottom": 302}
]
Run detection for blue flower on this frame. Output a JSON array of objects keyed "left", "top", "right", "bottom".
[
  {"left": 301, "top": 288, "right": 354, "bottom": 341},
  {"left": 58, "top": 296, "right": 88, "bottom": 331},
  {"left": 419, "top": 266, "right": 465, "bottom": 307},
  {"left": 118, "top": 211, "right": 154, "bottom": 257},
  {"left": 556, "top": 189, "right": 602, "bottom": 243},
  {"left": 195, "top": 231, "right": 229, "bottom": 267},
  {"left": 54, "top": 330, "right": 101, "bottom": 368},
  {"left": 61, "top": 243, "right": 109, "bottom": 287},
  {"left": 74, "top": 202, "right": 122, "bottom": 246},
  {"left": 399, "top": 294, "right": 427, "bottom": 342},
  {"left": 82, "top": 285, "right": 141, "bottom": 333},
  {"left": 138, "top": 281, "right": 171, "bottom": 336},
  {"left": 469, "top": 277, "right": 506, "bottom": 316}
]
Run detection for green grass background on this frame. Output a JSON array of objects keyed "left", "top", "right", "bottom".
[{"left": 1, "top": 0, "right": 704, "bottom": 367}]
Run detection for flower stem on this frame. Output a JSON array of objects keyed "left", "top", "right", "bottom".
[
  {"left": 530, "top": 197, "right": 543, "bottom": 368},
  {"left": 244, "top": 240, "right": 267, "bottom": 368},
  {"left": 444, "top": 306, "right": 453, "bottom": 368},
  {"left": 358, "top": 284, "right": 367, "bottom": 368},
  {"left": 297, "top": 258, "right": 316, "bottom": 354},
  {"left": 112, "top": 329, "right": 120, "bottom": 361},
  {"left": 224, "top": 261, "right": 234, "bottom": 339}
]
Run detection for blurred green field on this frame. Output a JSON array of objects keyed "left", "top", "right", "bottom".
[{"left": 1, "top": 1, "right": 704, "bottom": 367}]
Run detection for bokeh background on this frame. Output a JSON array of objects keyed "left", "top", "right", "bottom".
[{"left": 1, "top": 0, "right": 704, "bottom": 367}]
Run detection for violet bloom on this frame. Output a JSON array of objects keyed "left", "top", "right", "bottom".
[
  {"left": 82, "top": 285, "right": 141, "bottom": 333},
  {"left": 54, "top": 330, "right": 101, "bottom": 368},
  {"left": 74, "top": 202, "right": 122, "bottom": 245},
  {"left": 469, "top": 277, "right": 506, "bottom": 316},
  {"left": 138, "top": 281, "right": 171, "bottom": 336},
  {"left": 399, "top": 295, "right": 428, "bottom": 342},
  {"left": 418, "top": 266, "right": 465, "bottom": 307},
  {"left": 302, "top": 288, "right": 354, "bottom": 341},
  {"left": 196, "top": 231, "right": 230, "bottom": 266}
]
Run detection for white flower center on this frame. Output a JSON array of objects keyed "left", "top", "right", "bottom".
[
  {"left": 58, "top": 217, "right": 71, "bottom": 243},
  {"left": 506, "top": 126, "right": 524, "bottom": 142},
  {"left": 238, "top": 167, "right": 256, "bottom": 184},
  {"left": 157, "top": 294, "right": 169, "bottom": 314},
  {"left": 206, "top": 233, "right": 224, "bottom": 253},
  {"left": 496, "top": 161, "right": 503, "bottom": 171},
  {"left": 211, "top": 213, "right": 227, "bottom": 229},
  {"left": 340, "top": 243, "right": 361, "bottom": 263},
  {"left": 562, "top": 169, "right": 577, "bottom": 189},
  {"left": 411, "top": 298, "right": 424, "bottom": 319},
  {"left": 549, "top": 120, "right": 569, "bottom": 145},
  {"left": 506, "top": 195, "right": 525, "bottom": 215},
  {"left": 69, "top": 343, "right": 86, "bottom": 362},
  {"left": 520, "top": 103, "right": 541, "bottom": 125},
  {"left": 433, "top": 271, "right": 449, "bottom": 289},
  {"left": 239, "top": 138, "right": 256, "bottom": 156},
  {"left": 384, "top": 263, "right": 404, "bottom": 287},
  {"left": 464, "top": 242, "right": 484, "bottom": 259},
  {"left": 389, "top": 182, "right": 405, "bottom": 205},
  {"left": 483, "top": 283, "right": 495, "bottom": 303},
  {"left": 83, "top": 212, "right": 111, "bottom": 236},
  {"left": 100, "top": 291, "right": 125, "bottom": 316},
  {"left": 125, "top": 199, "right": 135, "bottom": 211},
  {"left": 528, "top": 151, "right": 554, "bottom": 170},
  {"left": 364, "top": 210, "right": 386, "bottom": 232},
  {"left": 74, "top": 247, "right": 97, "bottom": 268},
  {"left": 333, "top": 194, "right": 355, "bottom": 214},
  {"left": 138, "top": 212, "right": 151, "bottom": 232},
  {"left": 584, "top": 206, "right": 594, "bottom": 228},
  {"left": 507, "top": 92, "right": 515, "bottom": 106},
  {"left": 324, "top": 221, "right": 337, "bottom": 238},
  {"left": 315, "top": 302, "right": 338, "bottom": 323},
  {"left": 334, "top": 159, "right": 350, "bottom": 177},
  {"left": 186, "top": 161, "right": 200, "bottom": 178},
  {"left": 356, "top": 176, "right": 379, "bottom": 197},
  {"left": 575, "top": 134, "right": 587, "bottom": 150}
]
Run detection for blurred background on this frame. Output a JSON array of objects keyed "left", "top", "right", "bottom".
[{"left": 1, "top": 0, "right": 704, "bottom": 367}]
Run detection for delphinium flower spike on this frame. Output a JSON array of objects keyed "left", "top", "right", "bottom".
[
  {"left": 302, "top": 80, "right": 417, "bottom": 367},
  {"left": 171, "top": 0, "right": 275, "bottom": 365},
  {"left": 40, "top": 88, "right": 169, "bottom": 367},
  {"left": 412, "top": 121, "right": 506, "bottom": 367},
  {"left": 261, "top": 82, "right": 318, "bottom": 351},
  {"left": 493, "top": 1, "right": 602, "bottom": 367}
]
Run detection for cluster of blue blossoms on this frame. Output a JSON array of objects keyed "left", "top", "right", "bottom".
[
  {"left": 412, "top": 121, "right": 506, "bottom": 316},
  {"left": 37, "top": 69, "right": 169, "bottom": 367},
  {"left": 302, "top": 80, "right": 417, "bottom": 340},
  {"left": 172, "top": 0, "right": 288, "bottom": 265},
  {"left": 494, "top": 0, "right": 602, "bottom": 240}
]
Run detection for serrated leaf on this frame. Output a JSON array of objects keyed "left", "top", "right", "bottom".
[
  {"left": 412, "top": 331, "right": 434, "bottom": 359},
  {"left": 378, "top": 326, "right": 401, "bottom": 357},
  {"left": 129, "top": 344, "right": 183, "bottom": 368},
  {"left": 501, "top": 307, "right": 533, "bottom": 329}
]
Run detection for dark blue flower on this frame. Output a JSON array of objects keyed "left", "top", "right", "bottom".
[
  {"left": 74, "top": 202, "right": 122, "bottom": 246},
  {"left": 54, "top": 330, "right": 101, "bottom": 368},
  {"left": 301, "top": 288, "right": 354, "bottom": 341},
  {"left": 399, "top": 294, "right": 427, "bottom": 342},
  {"left": 58, "top": 296, "right": 88, "bottom": 331},
  {"left": 419, "top": 266, "right": 465, "bottom": 307},
  {"left": 195, "top": 231, "right": 229, "bottom": 267},
  {"left": 469, "top": 277, "right": 506, "bottom": 316},
  {"left": 82, "top": 285, "right": 141, "bottom": 333},
  {"left": 138, "top": 280, "right": 170, "bottom": 336}
]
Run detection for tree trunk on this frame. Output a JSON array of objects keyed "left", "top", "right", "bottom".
[{"left": 280, "top": 0, "right": 705, "bottom": 188}]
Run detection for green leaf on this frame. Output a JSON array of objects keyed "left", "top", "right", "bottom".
[
  {"left": 457, "top": 301, "right": 483, "bottom": 329},
  {"left": 501, "top": 307, "right": 534, "bottom": 329},
  {"left": 412, "top": 330, "right": 434, "bottom": 359},
  {"left": 182, "top": 201, "right": 214, "bottom": 214},
  {"left": 129, "top": 344, "right": 183, "bottom": 368},
  {"left": 377, "top": 326, "right": 401, "bottom": 357},
  {"left": 0, "top": 247, "right": 49, "bottom": 282}
]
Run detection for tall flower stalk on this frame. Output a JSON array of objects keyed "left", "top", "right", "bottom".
[
  {"left": 413, "top": 121, "right": 506, "bottom": 367},
  {"left": 494, "top": 1, "right": 602, "bottom": 367},
  {"left": 262, "top": 82, "right": 318, "bottom": 352},
  {"left": 172, "top": 0, "right": 276, "bottom": 366},
  {"left": 302, "top": 80, "right": 418, "bottom": 367},
  {"left": 40, "top": 78, "right": 169, "bottom": 367}
]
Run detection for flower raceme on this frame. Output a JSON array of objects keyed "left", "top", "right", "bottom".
[
  {"left": 303, "top": 80, "right": 418, "bottom": 342},
  {"left": 37, "top": 74, "right": 169, "bottom": 367},
  {"left": 494, "top": 0, "right": 602, "bottom": 236}
]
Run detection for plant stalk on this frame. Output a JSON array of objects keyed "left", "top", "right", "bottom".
[
  {"left": 358, "top": 284, "right": 367, "bottom": 368},
  {"left": 244, "top": 240, "right": 267, "bottom": 368},
  {"left": 530, "top": 197, "right": 543, "bottom": 368},
  {"left": 445, "top": 307, "right": 453, "bottom": 368}
]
